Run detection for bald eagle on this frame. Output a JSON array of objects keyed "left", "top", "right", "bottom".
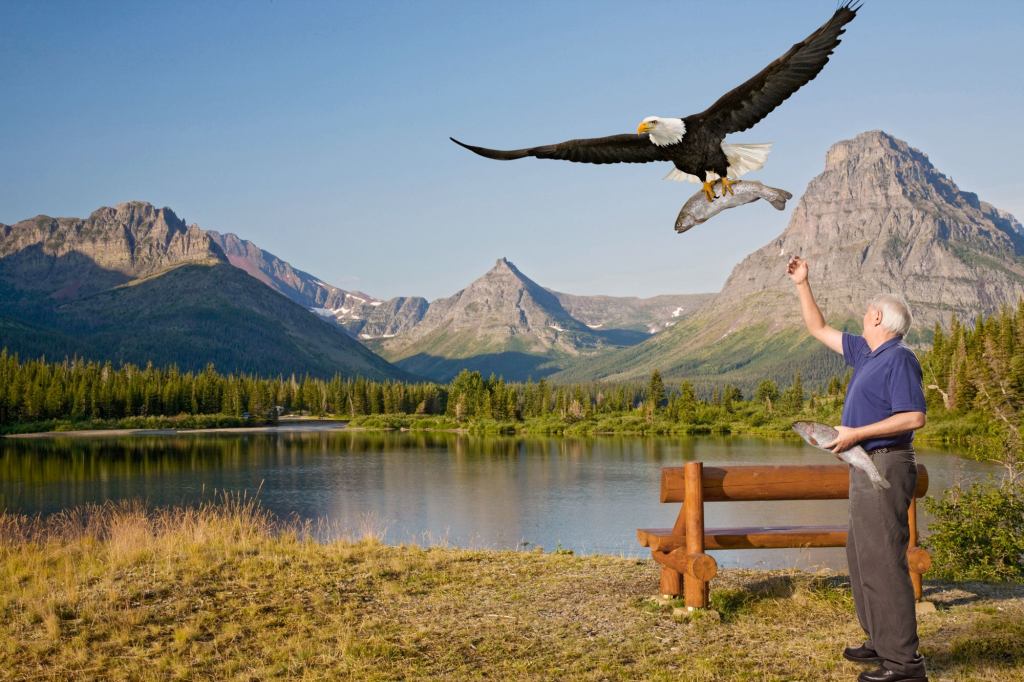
[{"left": 451, "top": 2, "right": 859, "bottom": 202}]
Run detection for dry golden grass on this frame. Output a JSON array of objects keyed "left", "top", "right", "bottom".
[{"left": 0, "top": 499, "right": 1021, "bottom": 681}]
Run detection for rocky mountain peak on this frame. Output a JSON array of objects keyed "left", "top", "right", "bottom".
[
  {"left": 824, "top": 130, "right": 906, "bottom": 167},
  {"left": 709, "top": 130, "right": 1024, "bottom": 334},
  {"left": 0, "top": 201, "right": 225, "bottom": 300},
  {"left": 91, "top": 201, "right": 185, "bottom": 231},
  {"left": 487, "top": 256, "right": 525, "bottom": 279},
  {"left": 378, "top": 257, "right": 606, "bottom": 365}
]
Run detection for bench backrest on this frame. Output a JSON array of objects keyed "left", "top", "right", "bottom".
[{"left": 660, "top": 464, "right": 929, "bottom": 503}]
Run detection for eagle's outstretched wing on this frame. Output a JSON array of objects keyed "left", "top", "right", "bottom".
[
  {"left": 694, "top": 2, "right": 860, "bottom": 136},
  {"left": 450, "top": 134, "right": 668, "bottom": 165}
]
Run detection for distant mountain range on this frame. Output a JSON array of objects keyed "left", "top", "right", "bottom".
[
  {"left": 364, "top": 257, "right": 709, "bottom": 381},
  {"left": 0, "top": 204, "right": 707, "bottom": 383},
  {"left": 2, "top": 130, "right": 1019, "bottom": 387}
]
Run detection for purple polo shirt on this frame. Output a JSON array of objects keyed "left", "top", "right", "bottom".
[{"left": 841, "top": 332, "right": 927, "bottom": 451}]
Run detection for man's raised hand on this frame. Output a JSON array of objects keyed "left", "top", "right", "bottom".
[{"left": 787, "top": 256, "right": 808, "bottom": 285}]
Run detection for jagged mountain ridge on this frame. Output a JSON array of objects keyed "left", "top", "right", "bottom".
[
  {"left": 207, "top": 231, "right": 429, "bottom": 339},
  {"left": 554, "top": 130, "right": 1024, "bottom": 388},
  {"left": 0, "top": 201, "right": 711, "bottom": 383},
  {"left": 0, "top": 202, "right": 224, "bottom": 300},
  {"left": 0, "top": 202, "right": 415, "bottom": 380}
]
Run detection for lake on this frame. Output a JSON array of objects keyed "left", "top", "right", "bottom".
[{"left": 0, "top": 426, "right": 998, "bottom": 570}]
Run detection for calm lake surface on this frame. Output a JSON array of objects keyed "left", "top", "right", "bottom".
[{"left": 0, "top": 426, "right": 998, "bottom": 570}]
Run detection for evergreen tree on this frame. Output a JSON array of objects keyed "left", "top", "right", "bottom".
[
  {"left": 676, "top": 381, "right": 697, "bottom": 423},
  {"left": 756, "top": 379, "right": 780, "bottom": 413},
  {"left": 780, "top": 372, "right": 805, "bottom": 414},
  {"left": 647, "top": 370, "right": 665, "bottom": 413}
]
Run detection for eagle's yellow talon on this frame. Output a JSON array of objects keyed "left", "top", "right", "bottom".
[
  {"left": 719, "top": 177, "right": 735, "bottom": 196},
  {"left": 702, "top": 181, "right": 716, "bottom": 202}
]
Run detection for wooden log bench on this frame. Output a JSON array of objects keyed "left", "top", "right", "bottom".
[{"left": 637, "top": 462, "right": 931, "bottom": 609}]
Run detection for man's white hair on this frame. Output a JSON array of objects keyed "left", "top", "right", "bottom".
[{"left": 867, "top": 293, "right": 913, "bottom": 336}]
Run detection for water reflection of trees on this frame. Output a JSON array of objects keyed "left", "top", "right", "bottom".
[{"left": 1, "top": 431, "right": 712, "bottom": 489}]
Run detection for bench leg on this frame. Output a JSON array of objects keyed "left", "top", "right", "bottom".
[
  {"left": 660, "top": 566, "right": 682, "bottom": 597},
  {"left": 907, "top": 497, "right": 931, "bottom": 601},
  {"left": 683, "top": 462, "right": 710, "bottom": 609},
  {"left": 688, "top": 557, "right": 712, "bottom": 606}
]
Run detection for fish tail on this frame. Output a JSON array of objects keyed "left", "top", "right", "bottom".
[{"left": 870, "top": 477, "right": 892, "bottom": 490}]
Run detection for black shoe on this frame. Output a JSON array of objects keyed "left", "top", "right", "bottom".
[
  {"left": 843, "top": 643, "right": 881, "bottom": 664},
  {"left": 858, "top": 665, "right": 928, "bottom": 682}
]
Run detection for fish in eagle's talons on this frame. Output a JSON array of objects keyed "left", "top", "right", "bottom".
[
  {"left": 450, "top": 1, "right": 860, "bottom": 225},
  {"left": 675, "top": 181, "right": 793, "bottom": 234},
  {"left": 700, "top": 177, "right": 737, "bottom": 202}
]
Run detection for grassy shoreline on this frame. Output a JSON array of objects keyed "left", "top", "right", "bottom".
[
  {"left": 342, "top": 412, "right": 995, "bottom": 452},
  {"left": 0, "top": 415, "right": 352, "bottom": 438},
  {"left": 1, "top": 501, "right": 1021, "bottom": 680},
  {"left": 2, "top": 410, "right": 998, "bottom": 459},
  {"left": 0, "top": 413, "right": 274, "bottom": 437}
]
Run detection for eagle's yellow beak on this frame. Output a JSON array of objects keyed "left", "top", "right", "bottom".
[{"left": 637, "top": 121, "right": 652, "bottom": 135}]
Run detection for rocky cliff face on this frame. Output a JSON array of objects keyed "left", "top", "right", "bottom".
[
  {"left": 555, "top": 130, "right": 1024, "bottom": 387},
  {"left": 0, "top": 201, "right": 224, "bottom": 299},
  {"left": 710, "top": 130, "right": 1024, "bottom": 334},
  {"left": 352, "top": 297, "right": 430, "bottom": 340}
]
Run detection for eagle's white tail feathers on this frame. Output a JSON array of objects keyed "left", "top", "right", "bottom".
[
  {"left": 662, "top": 142, "right": 773, "bottom": 183},
  {"left": 663, "top": 167, "right": 704, "bottom": 183},
  {"left": 722, "top": 143, "right": 772, "bottom": 178}
]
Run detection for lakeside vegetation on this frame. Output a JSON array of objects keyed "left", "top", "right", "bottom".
[
  {"left": 1, "top": 498, "right": 1021, "bottom": 680},
  {"left": 0, "top": 413, "right": 270, "bottom": 436},
  {"left": 1, "top": 297, "right": 1017, "bottom": 455}
]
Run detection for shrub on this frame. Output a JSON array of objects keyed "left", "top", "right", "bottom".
[{"left": 922, "top": 479, "right": 1024, "bottom": 582}]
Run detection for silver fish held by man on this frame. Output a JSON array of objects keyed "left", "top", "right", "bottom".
[
  {"left": 675, "top": 180, "right": 793, "bottom": 234},
  {"left": 792, "top": 421, "right": 891, "bottom": 491}
]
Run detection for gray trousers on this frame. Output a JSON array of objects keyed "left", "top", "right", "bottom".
[{"left": 847, "top": 447, "right": 926, "bottom": 676}]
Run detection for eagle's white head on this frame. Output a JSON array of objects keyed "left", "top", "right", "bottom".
[{"left": 637, "top": 116, "right": 685, "bottom": 147}]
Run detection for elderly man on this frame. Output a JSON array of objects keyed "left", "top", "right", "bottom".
[{"left": 787, "top": 256, "right": 928, "bottom": 682}]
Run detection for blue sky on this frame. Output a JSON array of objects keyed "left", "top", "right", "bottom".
[{"left": 2, "top": 1, "right": 1022, "bottom": 300}]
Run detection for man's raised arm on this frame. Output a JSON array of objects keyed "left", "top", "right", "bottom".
[{"left": 787, "top": 256, "right": 843, "bottom": 354}]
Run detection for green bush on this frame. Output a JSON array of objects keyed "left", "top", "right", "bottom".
[
  {"left": 0, "top": 413, "right": 262, "bottom": 434},
  {"left": 922, "top": 479, "right": 1024, "bottom": 582},
  {"left": 347, "top": 414, "right": 462, "bottom": 430}
]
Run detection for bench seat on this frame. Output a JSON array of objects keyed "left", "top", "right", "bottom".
[{"left": 637, "top": 524, "right": 848, "bottom": 551}]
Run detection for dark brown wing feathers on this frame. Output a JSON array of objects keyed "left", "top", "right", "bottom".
[
  {"left": 695, "top": 2, "right": 860, "bottom": 135},
  {"left": 450, "top": 4, "right": 859, "bottom": 166},
  {"left": 450, "top": 134, "right": 668, "bottom": 165}
]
